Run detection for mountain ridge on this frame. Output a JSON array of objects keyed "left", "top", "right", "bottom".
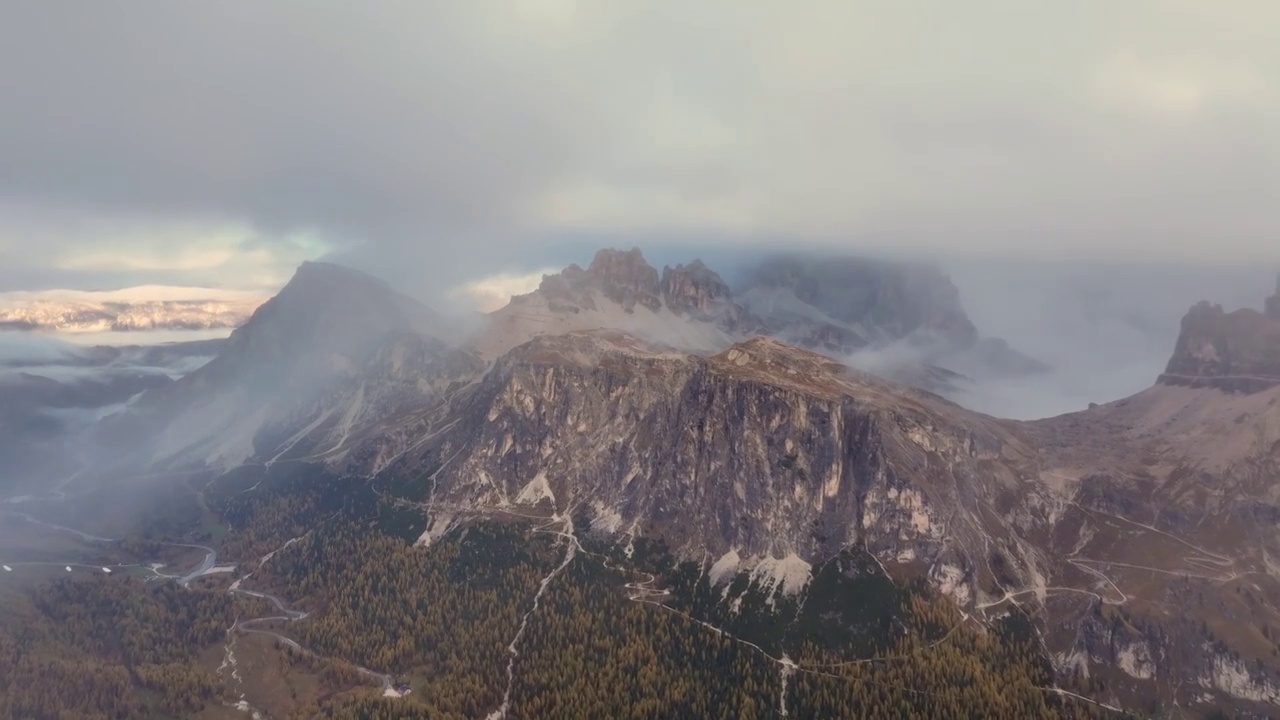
[
  {"left": 473, "top": 247, "right": 1047, "bottom": 396},
  {"left": 37, "top": 252, "right": 1280, "bottom": 717}
]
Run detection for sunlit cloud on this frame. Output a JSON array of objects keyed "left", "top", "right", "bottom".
[{"left": 450, "top": 269, "right": 557, "bottom": 312}]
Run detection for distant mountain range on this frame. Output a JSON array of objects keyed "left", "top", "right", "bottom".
[
  {"left": 0, "top": 286, "right": 266, "bottom": 333},
  {"left": 477, "top": 248, "right": 1048, "bottom": 391},
  {"left": 10, "top": 251, "right": 1280, "bottom": 717}
]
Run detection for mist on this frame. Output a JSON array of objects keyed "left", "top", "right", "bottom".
[
  {"left": 0, "top": 248, "right": 1272, "bottom": 505},
  {"left": 943, "top": 258, "right": 1277, "bottom": 418},
  {"left": 506, "top": 243, "right": 1277, "bottom": 420},
  {"left": 0, "top": 329, "right": 224, "bottom": 500}
]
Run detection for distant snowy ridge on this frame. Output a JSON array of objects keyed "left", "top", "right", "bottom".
[{"left": 0, "top": 286, "right": 267, "bottom": 333}]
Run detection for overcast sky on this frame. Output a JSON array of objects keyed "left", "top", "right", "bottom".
[{"left": 1, "top": 2, "right": 1277, "bottom": 297}]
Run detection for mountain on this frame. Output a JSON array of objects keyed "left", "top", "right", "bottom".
[
  {"left": 734, "top": 254, "right": 978, "bottom": 349},
  {"left": 473, "top": 248, "right": 1046, "bottom": 396},
  {"left": 27, "top": 255, "right": 1280, "bottom": 717},
  {"left": 95, "top": 261, "right": 481, "bottom": 472},
  {"left": 1023, "top": 286, "right": 1280, "bottom": 711},
  {"left": 472, "top": 248, "right": 744, "bottom": 359},
  {"left": 367, "top": 331, "right": 1041, "bottom": 597},
  {"left": 733, "top": 253, "right": 1049, "bottom": 380},
  {"left": 1158, "top": 275, "right": 1280, "bottom": 393},
  {"left": 354, "top": 268, "right": 1277, "bottom": 715}
]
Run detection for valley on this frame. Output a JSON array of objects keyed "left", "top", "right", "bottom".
[{"left": 1, "top": 253, "right": 1277, "bottom": 718}]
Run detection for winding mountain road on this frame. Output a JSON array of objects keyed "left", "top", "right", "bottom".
[{"left": 0, "top": 497, "right": 396, "bottom": 694}]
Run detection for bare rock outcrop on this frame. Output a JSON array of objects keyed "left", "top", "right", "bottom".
[
  {"left": 586, "top": 247, "right": 663, "bottom": 312},
  {"left": 1160, "top": 278, "right": 1280, "bottom": 392},
  {"left": 660, "top": 259, "right": 755, "bottom": 330}
]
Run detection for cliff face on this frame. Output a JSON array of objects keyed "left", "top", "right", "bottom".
[
  {"left": 355, "top": 321, "right": 1280, "bottom": 714},
  {"left": 532, "top": 248, "right": 725, "bottom": 318},
  {"left": 1160, "top": 280, "right": 1280, "bottom": 392},
  {"left": 58, "top": 254, "right": 1280, "bottom": 716},
  {"left": 587, "top": 248, "right": 663, "bottom": 312},
  {"left": 374, "top": 331, "right": 1046, "bottom": 607},
  {"left": 475, "top": 248, "right": 1044, "bottom": 392},
  {"left": 659, "top": 259, "right": 750, "bottom": 328},
  {"left": 473, "top": 249, "right": 744, "bottom": 359}
]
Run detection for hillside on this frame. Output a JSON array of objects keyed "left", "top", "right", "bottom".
[{"left": 8, "top": 256, "right": 1279, "bottom": 718}]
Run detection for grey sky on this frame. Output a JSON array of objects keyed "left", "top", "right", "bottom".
[{"left": 1, "top": 2, "right": 1277, "bottom": 294}]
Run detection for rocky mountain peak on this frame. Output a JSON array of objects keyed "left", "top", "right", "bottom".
[
  {"left": 660, "top": 259, "right": 749, "bottom": 327},
  {"left": 290, "top": 259, "right": 390, "bottom": 288},
  {"left": 225, "top": 261, "right": 430, "bottom": 361},
  {"left": 150, "top": 261, "right": 449, "bottom": 409},
  {"left": 584, "top": 247, "right": 662, "bottom": 311},
  {"left": 482, "top": 248, "right": 1044, "bottom": 394},
  {"left": 524, "top": 248, "right": 664, "bottom": 314},
  {"left": 1160, "top": 286, "right": 1280, "bottom": 392}
]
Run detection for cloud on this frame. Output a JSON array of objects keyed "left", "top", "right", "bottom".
[
  {"left": 0, "top": 1, "right": 1277, "bottom": 295},
  {"left": 0, "top": 201, "right": 325, "bottom": 291},
  {"left": 0, "top": 287, "right": 264, "bottom": 305},
  {"left": 450, "top": 269, "right": 558, "bottom": 313}
]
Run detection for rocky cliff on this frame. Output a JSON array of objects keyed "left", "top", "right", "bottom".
[
  {"left": 1160, "top": 280, "right": 1280, "bottom": 392},
  {"left": 366, "top": 331, "right": 1048, "bottom": 610},
  {"left": 472, "top": 248, "right": 743, "bottom": 359},
  {"left": 660, "top": 259, "right": 753, "bottom": 330},
  {"left": 66, "top": 257, "right": 1280, "bottom": 717},
  {"left": 341, "top": 322, "right": 1280, "bottom": 714},
  {"left": 474, "top": 248, "right": 1045, "bottom": 393}
]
